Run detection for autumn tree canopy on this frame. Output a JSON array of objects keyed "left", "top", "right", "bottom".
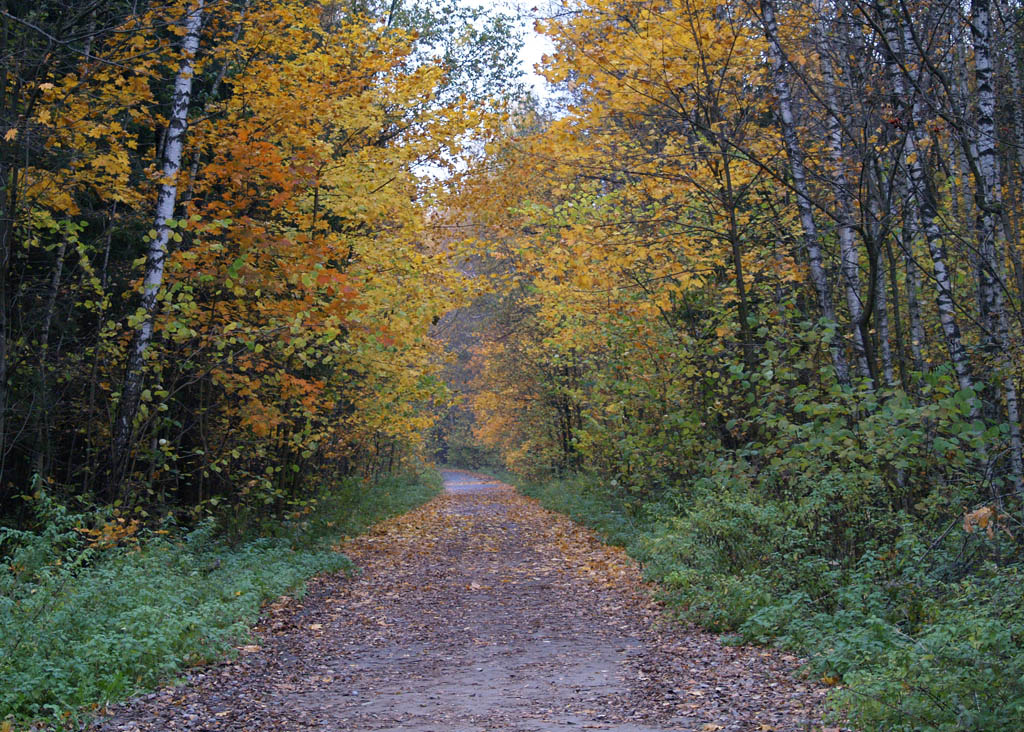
[
  {"left": 0, "top": 0, "right": 518, "bottom": 517},
  {"left": 456, "top": 0, "right": 1024, "bottom": 501}
]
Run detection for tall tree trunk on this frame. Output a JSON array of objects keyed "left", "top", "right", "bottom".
[
  {"left": 883, "top": 237, "right": 909, "bottom": 389},
  {"left": 721, "top": 142, "right": 755, "bottom": 370},
  {"left": 866, "top": 194, "right": 896, "bottom": 388},
  {"left": 109, "top": 0, "right": 205, "bottom": 500},
  {"left": 899, "top": 190, "right": 927, "bottom": 375},
  {"left": 998, "top": 1, "right": 1024, "bottom": 312},
  {"left": 891, "top": 149, "right": 928, "bottom": 375},
  {"left": 817, "top": 18, "right": 871, "bottom": 383},
  {"left": 952, "top": 38, "right": 989, "bottom": 327},
  {"left": 760, "top": 0, "right": 850, "bottom": 384},
  {"left": 969, "top": 0, "right": 1023, "bottom": 492},
  {"left": 33, "top": 236, "right": 69, "bottom": 473},
  {"left": 0, "top": 170, "right": 12, "bottom": 481},
  {"left": 877, "top": 0, "right": 975, "bottom": 399},
  {"left": 875, "top": 247, "right": 894, "bottom": 387}
]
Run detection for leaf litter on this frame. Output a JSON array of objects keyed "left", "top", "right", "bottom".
[{"left": 92, "top": 471, "right": 838, "bottom": 731}]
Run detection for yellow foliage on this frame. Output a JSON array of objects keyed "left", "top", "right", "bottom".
[{"left": 452, "top": 0, "right": 814, "bottom": 469}]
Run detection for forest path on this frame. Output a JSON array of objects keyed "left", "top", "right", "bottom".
[{"left": 94, "top": 471, "right": 829, "bottom": 732}]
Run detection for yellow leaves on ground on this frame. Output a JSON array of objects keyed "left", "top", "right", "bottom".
[
  {"left": 341, "top": 478, "right": 647, "bottom": 596},
  {"left": 963, "top": 505, "right": 1013, "bottom": 539}
]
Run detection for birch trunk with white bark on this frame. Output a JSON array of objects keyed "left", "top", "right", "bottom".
[
  {"left": 817, "top": 20, "right": 871, "bottom": 383},
  {"left": 761, "top": 0, "right": 849, "bottom": 384},
  {"left": 877, "top": 0, "right": 976, "bottom": 399},
  {"left": 109, "top": 1, "right": 204, "bottom": 498},
  {"left": 969, "top": 0, "right": 1023, "bottom": 492},
  {"left": 894, "top": 171, "right": 927, "bottom": 374}
]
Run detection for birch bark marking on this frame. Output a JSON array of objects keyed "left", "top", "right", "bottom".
[
  {"left": 970, "top": 0, "right": 1023, "bottom": 492},
  {"left": 760, "top": 0, "right": 849, "bottom": 384},
  {"left": 971, "top": 0, "right": 1002, "bottom": 340},
  {"left": 876, "top": 0, "right": 975, "bottom": 397},
  {"left": 869, "top": 197, "right": 896, "bottom": 387},
  {"left": 109, "top": 1, "right": 205, "bottom": 498},
  {"left": 895, "top": 171, "right": 927, "bottom": 374},
  {"left": 815, "top": 8, "right": 871, "bottom": 383}
]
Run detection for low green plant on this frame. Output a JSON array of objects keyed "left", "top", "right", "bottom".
[
  {"left": 504, "top": 443, "right": 1024, "bottom": 732},
  {"left": 0, "top": 471, "right": 442, "bottom": 729}
]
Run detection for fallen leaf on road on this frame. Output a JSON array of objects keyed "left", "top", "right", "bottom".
[{"left": 92, "top": 473, "right": 828, "bottom": 732}]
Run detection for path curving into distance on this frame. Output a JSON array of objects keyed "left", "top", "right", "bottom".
[{"left": 94, "top": 471, "right": 830, "bottom": 731}]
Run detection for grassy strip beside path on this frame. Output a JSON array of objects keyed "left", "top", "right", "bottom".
[
  {"left": 0, "top": 472, "right": 442, "bottom": 729},
  {"left": 504, "top": 471, "right": 1024, "bottom": 732}
]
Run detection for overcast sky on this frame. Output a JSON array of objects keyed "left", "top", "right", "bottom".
[{"left": 470, "top": 0, "right": 556, "bottom": 98}]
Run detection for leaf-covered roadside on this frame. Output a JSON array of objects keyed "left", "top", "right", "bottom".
[
  {"left": 0, "top": 472, "right": 441, "bottom": 729},
  {"left": 92, "top": 473, "right": 832, "bottom": 732},
  {"left": 511, "top": 472, "right": 1024, "bottom": 731}
]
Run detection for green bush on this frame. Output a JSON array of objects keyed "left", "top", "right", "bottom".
[
  {"left": 0, "top": 471, "right": 442, "bottom": 729},
  {"left": 505, "top": 445, "right": 1024, "bottom": 731}
]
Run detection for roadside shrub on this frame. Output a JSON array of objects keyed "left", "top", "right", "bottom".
[
  {"left": 505, "top": 430, "right": 1024, "bottom": 732},
  {"left": 0, "top": 471, "right": 442, "bottom": 728}
]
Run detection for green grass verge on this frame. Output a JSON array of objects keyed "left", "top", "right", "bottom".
[
  {"left": 504, "top": 471, "right": 1024, "bottom": 732},
  {"left": 0, "top": 471, "right": 442, "bottom": 729}
]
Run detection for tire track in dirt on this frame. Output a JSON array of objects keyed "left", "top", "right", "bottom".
[{"left": 93, "top": 471, "right": 831, "bottom": 731}]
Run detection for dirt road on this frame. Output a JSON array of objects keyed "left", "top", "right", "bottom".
[{"left": 94, "top": 472, "right": 829, "bottom": 731}]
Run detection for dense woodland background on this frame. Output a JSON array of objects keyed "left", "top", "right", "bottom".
[
  {"left": 0, "top": 0, "right": 519, "bottom": 521},
  {"left": 3, "top": 0, "right": 1024, "bottom": 729},
  {"left": 446, "top": 0, "right": 1024, "bottom": 728}
]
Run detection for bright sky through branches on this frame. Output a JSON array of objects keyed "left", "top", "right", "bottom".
[{"left": 466, "top": 0, "right": 555, "bottom": 98}]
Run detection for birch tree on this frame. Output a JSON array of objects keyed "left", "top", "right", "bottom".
[
  {"left": 968, "top": 0, "right": 1023, "bottom": 490},
  {"left": 760, "top": 0, "right": 850, "bottom": 385},
  {"left": 815, "top": 7, "right": 872, "bottom": 383},
  {"left": 109, "top": 1, "right": 205, "bottom": 497},
  {"left": 874, "top": 0, "right": 977, "bottom": 398}
]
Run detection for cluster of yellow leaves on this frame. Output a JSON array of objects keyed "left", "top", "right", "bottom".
[
  {"left": 73, "top": 516, "right": 141, "bottom": 549},
  {"left": 19, "top": 11, "right": 166, "bottom": 217},
  {"left": 963, "top": 505, "right": 1013, "bottom": 539},
  {"left": 150, "top": 1, "right": 482, "bottom": 476},
  {"left": 457, "top": 0, "right": 807, "bottom": 469}
]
